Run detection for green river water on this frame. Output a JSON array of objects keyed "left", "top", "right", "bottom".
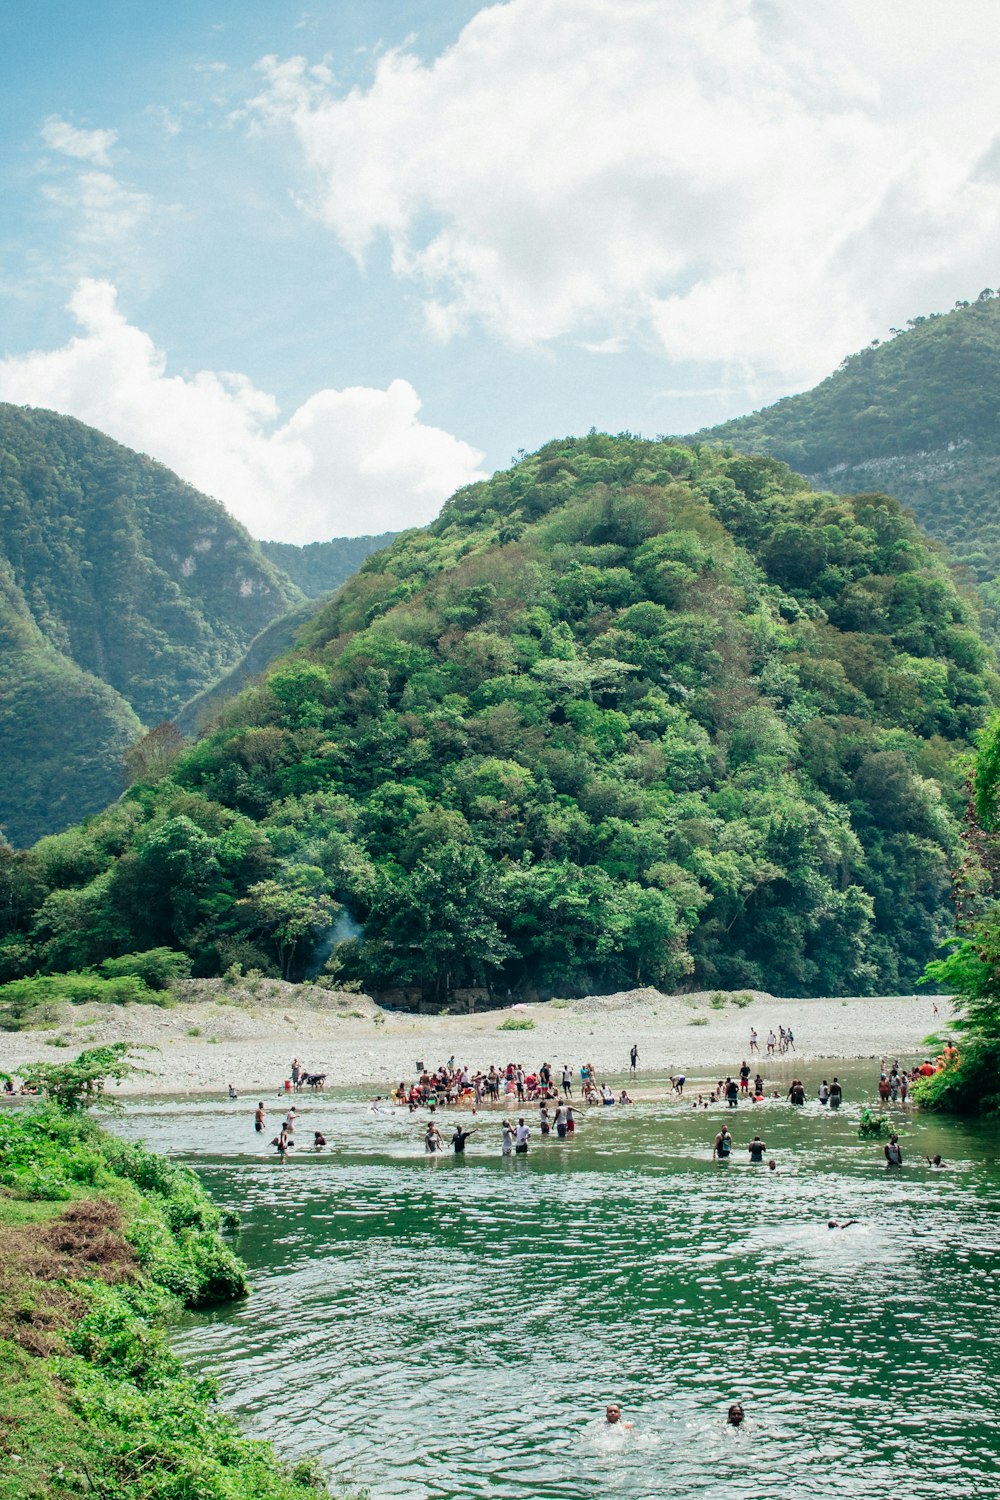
[{"left": 118, "top": 1061, "right": 1000, "bottom": 1500}]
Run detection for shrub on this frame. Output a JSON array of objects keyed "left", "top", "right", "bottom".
[
  {"left": 498, "top": 1017, "right": 535, "bottom": 1031},
  {"left": 708, "top": 992, "right": 726, "bottom": 1010},
  {"left": 99, "top": 948, "right": 192, "bottom": 990}
]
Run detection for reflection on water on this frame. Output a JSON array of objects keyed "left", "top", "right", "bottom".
[{"left": 116, "top": 1066, "right": 1000, "bottom": 1500}]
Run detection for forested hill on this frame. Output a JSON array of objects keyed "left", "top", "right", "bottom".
[
  {"left": 690, "top": 291, "right": 1000, "bottom": 604},
  {"left": 4, "top": 435, "right": 997, "bottom": 1000},
  {"left": 261, "top": 533, "right": 397, "bottom": 597},
  {"left": 0, "top": 404, "right": 308, "bottom": 844}
]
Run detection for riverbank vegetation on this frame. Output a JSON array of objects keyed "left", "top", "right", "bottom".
[
  {"left": 916, "top": 714, "right": 1000, "bottom": 1115},
  {"left": 0, "top": 1047, "right": 338, "bottom": 1498},
  {"left": 1, "top": 435, "right": 997, "bottom": 1002}
]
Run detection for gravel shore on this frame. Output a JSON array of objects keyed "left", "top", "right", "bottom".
[{"left": 0, "top": 981, "right": 952, "bottom": 1095}]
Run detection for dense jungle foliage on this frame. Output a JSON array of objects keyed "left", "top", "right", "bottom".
[
  {"left": 0, "top": 405, "right": 305, "bottom": 844},
  {"left": 917, "top": 714, "right": 1000, "bottom": 1115},
  {"left": 693, "top": 291, "right": 1000, "bottom": 595},
  {"left": 1, "top": 434, "right": 996, "bottom": 1000},
  {"left": 0, "top": 1086, "right": 343, "bottom": 1498}
]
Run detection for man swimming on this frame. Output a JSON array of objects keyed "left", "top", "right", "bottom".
[
  {"left": 604, "top": 1403, "right": 633, "bottom": 1429},
  {"left": 727, "top": 1404, "right": 745, "bottom": 1427}
]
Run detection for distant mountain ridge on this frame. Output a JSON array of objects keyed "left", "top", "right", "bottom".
[
  {"left": 0, "top": 405, "right": 387, "bottom": 844},
  {"left": 690, "top": 291, "right": 1000, "bottom": 607},
  {"left": 261, "top": 534, "right": 396, "bottom": 597}
]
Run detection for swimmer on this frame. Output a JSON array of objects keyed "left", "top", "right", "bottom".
[
  {"left": 827, "top": 1219, "right": 859, "bottom": 1229},
  {"left": 604, "top": 1403, "right": 633, "bottom": 1430},
  {"left": 926, "top": 1153, "right": 944, "bottom": 1167},
  {"left": 727, "top": 1403, "right": 745, "bottom": 1428},
  {"left": 747, "top": 1134, "right": 766, "bottom": 1163},
  {"left": 767, "top": 1159, "right": 777, "bottom": 1172}
]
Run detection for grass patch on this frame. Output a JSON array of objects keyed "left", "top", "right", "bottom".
[
  {"left": 498, "top": 1017, "right": 535, "bottom": 1031},
  {"left": 708, "top": 992, "right": 727, "bottom": 1010},
  {"left": 688, "top": 1016, "right": 709, "bottom": 1026}
]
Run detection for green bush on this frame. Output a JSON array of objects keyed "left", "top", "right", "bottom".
[
  {"left": 708, "top": 992, "right": 727, "bottom": 1010},
  {"left": 0, "top": 971, "right": 167, "bottom": 1030},
  {"left": 99, "top": 948, "right": 192, "bottom": 990},
  {"left": 498, "top": 1017, "right": 535, "bottom": 1031}
]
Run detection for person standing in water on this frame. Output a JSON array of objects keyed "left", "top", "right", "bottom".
[
  {"left": 713, "top": 1126, "right": 733, "bottom": 1160},
  {"left": 515, "top": 1117, "right": 530, "bottom": 1154},
  {"left": 884, "top": 1135, "right": 903, "bottom": 1167},
  {"left": 725, "top": 1077, "right": 739, "bottom": 1108},
  {"left": 501, "top": 1120, "right": 514, "bottom": 1156},
  {"left": 425, "top": 1122, "right": 445, "bottom": 1153},
  {"left": 254, "top": 1102, "right": 265, "bottom": 1134},
  {"left": 829, "top": 1077, "right": 843, "bottom": 1109},
  {"left": 451, "top": 1125, "right": 475, "bottom": 1154},
  {"left": 727, "top": 1404, "right": 745, "bottom": 1428},
  {"left": 562, "top": 1065, "right": 573, "bottom": 1098},
  {"left": 747, "top": 1134, "right": 766, "bottom": 1163}
]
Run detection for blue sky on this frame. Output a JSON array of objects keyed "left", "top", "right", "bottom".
[{"left": 2, "top": 1, "right": 1000, "bottom": 542}]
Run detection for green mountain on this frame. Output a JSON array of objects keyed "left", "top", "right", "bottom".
[
  {"left": 0, "top": 404, "right": 302, "bottom": 843},
  {"left": 261, "top": 534, "right": 396, "bottom": 597},
  {"left": 690, "top": 290, "right": 1000, "bottom": 604},
  {"left": 3, "top": 435, "right": 995, "bottom": 1000}
]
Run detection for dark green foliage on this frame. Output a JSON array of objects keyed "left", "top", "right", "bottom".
[
  {"left": 5, "top": 435, "right": 998, "bottom": 998},
  {"left": 262, "top": 533, "right": 397, "bottom": 596},
  {"left": 916, "top": 713, "right": 1000, "bottom": 1113},
  {"left": 0, "top": 404, "right": 304, "bottom": 845},
  {"left": 690, "top": 292, "right": 1000, "bottom": 602}
]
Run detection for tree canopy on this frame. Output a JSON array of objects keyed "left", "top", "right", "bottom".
[
  {"left": 691, "top": 292, "right": 1000, "bottom": 604},
  {"left": 1, "top": 434, "right": 996, "bottom": 1000}
]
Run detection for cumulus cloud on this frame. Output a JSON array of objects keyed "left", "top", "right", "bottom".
[
  {"left": 41, "top": 115, "right": 118, "bottom": 167},
  {"left": 248, "top": 0, "right": 1000, "bottom": 388},
  {"left": 0, "top": 280, "right": 484, "bottom": 543}
]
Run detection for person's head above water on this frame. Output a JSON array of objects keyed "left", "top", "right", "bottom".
[
  {"left": 727, "top": 1403, "right": 745, "bottom": 1427},
  {"left": 605, "top": 1404, "right": 623, "bottom": 1424}
]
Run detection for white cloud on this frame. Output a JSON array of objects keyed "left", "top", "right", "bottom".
[
  {"left": 248, "top": 0, "right": 1000, "bottom": 389},
  {"left": 41, "top": 115, "right": 118, "bottom": 167},
  {"left": 42, "top": 171, "right": 154, "bottom": 247},
  {"left": 0, "top": 280, "right": 484, "bottom": 544}
]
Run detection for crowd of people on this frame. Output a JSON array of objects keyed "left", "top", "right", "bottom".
[{"left": 250, "top": 1031, "right": 955, "bottom": 1166}]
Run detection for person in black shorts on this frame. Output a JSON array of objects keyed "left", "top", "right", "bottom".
[{"left": 725, "top": 1077, "right": 739, "bottom": 1107}]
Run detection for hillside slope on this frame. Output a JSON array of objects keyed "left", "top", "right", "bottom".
[
  {"left": 261, "top": 534, "right": 396, "bottom": 596},
  {"left": 3, "top": 435, "right": 996, "bottom": 999},
  {"left": 690, "top": 291, "right": 1000, "bottom": 600},
  {"left": 0, "top": 405, "right": 306, "bottom": 842}
]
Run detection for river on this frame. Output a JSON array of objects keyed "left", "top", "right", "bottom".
[{"left": 116, "top": 1062, "right": 1000, "bottom": 1499}]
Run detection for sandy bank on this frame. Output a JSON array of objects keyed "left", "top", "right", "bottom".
[{"left": 0, "top": 981, "right": 952, "bottom": 1096}]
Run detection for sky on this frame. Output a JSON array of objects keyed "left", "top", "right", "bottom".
[{"left": 2, "top": 1, "right": 1000, "bottom": 544}]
